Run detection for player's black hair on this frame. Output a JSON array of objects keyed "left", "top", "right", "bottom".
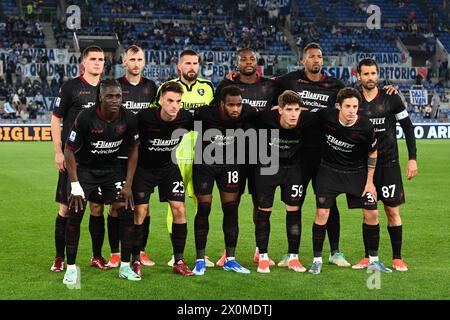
[
  {"left": 180, "top": 49, "right": 199, "bottom": 60},
  {"left": 237, "top": 47, "right": 256, "bottom": 58},
  {"left": 220, "top": 85, "right": 242, "bottom": 102},
  {"left": 82, "top": 45, "right": 104, "bottom": 59},
  {"left": 302, "top": 42, "right": 322, "bottom": 56},
  {"left": 278, "top": 90, "right": 303, "bottom": 108},
  {"left": 357, "top": 58, "right": 379, "bottom": 74},
  {"left": 160, "top": 81, "right": 184, "bottom": 96},
  {"left": 336, "top": 87, "right": 362, "bottom": 105},
  {"left": 99, "top": 79, "right": 121, "bottom": 95}
]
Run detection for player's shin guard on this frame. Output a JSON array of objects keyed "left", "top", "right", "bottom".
[
  {"left": 118, "top": 207, "right": 135, "bottom": 263},
  {"left": 255, "top": 210, "right": 271, "bottom": 254},
  {"left": 132, "top": 223, "right": 144, "bottom": 261},
  {"left": 194, "top": 202, "right": 211, "bottom": 259},
  {"left": 107, "top": 215, "right": 120, "bottom": 254},
  {"left": 286, "top": 210, "right": 301, "bottom": 254},
  {"left": 142, "top": 216, "right": 150, "bottom": 252},
  {"left": 66, "top": 208, "right": 86, "bottom": 265},
  {"left": 89, "top": 215, "right": 105, "bottom": 258},
  {"left": 55, "top": 214, "right": 67, "bottom": 258},
  {"left": 171, "top": 223, "right": 187, "bottom": 263},
  {"left": 364, "top": 223, "right": 380, "bottom": 257},
  {"left": 222, "top": 201, "right": 239, "bottom": 257},
  {"left": 388, "top": 225, "right": 403, "bottom": 259},
  {"left": 327, "top": 203, "right": 340, "bottom": 254},
  {"left": 312, "top": 223, "right": 327, "bottom": 258}
]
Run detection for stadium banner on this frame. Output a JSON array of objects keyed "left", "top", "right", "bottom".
[
  {"left": 322, "top": 66, "right": 420, "bottom": 82},
  {"left": 0, "top": 48, "right": 70, "bottom": 64},
  {"left": 20, "top": 63, "right": 80, "bottom": 78},
  {"left": 115, "top": 65, "right": 176, "bottom": 81},
  {"left": 0, "top": 124, "right": 52, "bottom": 142},
  {"left": 1, "top": 124, "right": 450, "bottom": 141},
  {"left": 410, "top": 89, "right": 428, "bottom": 105},
  {"left": 346, "top": 52, "right": 411, "bottom": 66},
  {"left": 396, "top": 123, "right": 450, "bottom": 139}
]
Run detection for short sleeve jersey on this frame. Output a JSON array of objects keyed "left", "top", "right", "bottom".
[
  {"left": 66, "top": 106, "right": 139, "bottom": 170},
  {"left": 255, "top": 109, "right": 318, "bottom": 166},
  {"left": 117, "top": 76, "right": 158, "bottom": 158},
  {"left": 214, "top": 76, "right": 277, "bottom": 112},
  {"left": 358, "top": 88, "right": 412, "bottom": 165},
  {"left": 155, "top": 77, "right": 215, "bottom": 112},
  {"left": 318, "top": 108, "right": 377, "bottom": 171},
  {"left": 274, "top": 70, "right": 344, "bottom": 149},
  {"left": 137, "top": 108, "right": 193, "bottom": 169},
  {"left": 52, "top": 76, "right": 99, "bottom": 146},
  {"left": 194, "top": 104, "right": 257, "bottom": 165}
]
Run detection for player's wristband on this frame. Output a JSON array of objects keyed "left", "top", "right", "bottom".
[{"left": 71, "top": 181, "right": 85, "bottom": 199}]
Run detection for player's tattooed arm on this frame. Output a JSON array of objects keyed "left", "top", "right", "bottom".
[
  {"left": 64, "top": 147, "right": 85, "bottom": 213},
  {"left": 363, "top": 149, "right": 377, "bottom": 199}
]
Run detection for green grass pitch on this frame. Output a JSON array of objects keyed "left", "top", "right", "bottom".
[{"left": 0, "top": 140, "right": 449, "bottom": 300}]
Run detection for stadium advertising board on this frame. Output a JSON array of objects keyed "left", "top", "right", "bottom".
[
  {"left": 396, "top": 123, "right": 450, "bottom": 139},
  {"left": 1, "top": 124, "right": 450, "bottom": 141},
  {"left": 0, "top": 124, "right": 52, "bottom": 141}
]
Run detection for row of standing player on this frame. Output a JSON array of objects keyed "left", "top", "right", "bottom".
[{"left": 50, "top": 43, "right": 417, "bottom": 283}]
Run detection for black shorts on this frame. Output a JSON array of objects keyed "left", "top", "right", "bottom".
[
  {"left": 193, "top": 164, "right": 241, "bottom": 195},
  {"left": 239, "top": 164, "right": 256, "bottom": 195},
  {"left": 374, "top": 163, "right": 405, "bottom": 207},
  {"left": 132, "top": 165, "right": 185, "bottom": 205},
  {"left": 66, "top": 167, "right": 124, "bottom": 205},
  {"left": 254, "top": 164, "right": 304, "bottom": 208},
  {"left": 315, "top": 164, "right": 377, "bottom": 210},
  {"left": 55, "top": 170, "right": 69, "bottom": 205},
  {"left": 299, "top": 150, "right": 321, "bottom": 196}
]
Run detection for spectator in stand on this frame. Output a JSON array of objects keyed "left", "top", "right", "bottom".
[
  {"left": 34, "top": 91, "right": 45, "bottom": 110},
  {"left": 1, "top": 98, "right": 17, "bottom": 119}
]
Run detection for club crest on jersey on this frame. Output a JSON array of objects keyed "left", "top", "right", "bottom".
[
  {"left": 197, "top": 89, "right": 205, "bottom": 96},
  {"left": 116, "top": 124, "right": 126, "bottom": 134}
]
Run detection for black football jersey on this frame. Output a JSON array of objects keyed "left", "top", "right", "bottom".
[
  {"left": 52, "top": 76, "right": 99, "bottom": 145},
  {"left": 137, "top": 108, "right": 193, "bottom": 169},
  {"left": 318, "top": 108, "right": 377, "bottom": 171},
  {"left": 274, "top": 70, "right": 344, "bottom": 150},
  {"left": 65, "top": 106, "right": 139, "bottom": 170},
  {"left": 194, "top": 104, "right": 257, "bottom": 165},
  {"left": 117, "top": 76, "right": 157, "bottom": 114},
  {"left": 117, "top": 76, "right": 158, "bottom": 158},
  {"left": 358, "top": 88, "right": 412, "bottom": 165},
  {"left": 255, "top": 109, "right": 317, "bottom": 166},
  {"left": 214, "top": 76, "right": 277, "bottom": 112}
]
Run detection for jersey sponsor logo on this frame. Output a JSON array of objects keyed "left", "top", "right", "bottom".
[
  {"left": 69, "top": 130, "right": 76, "bottom": 142},
  {"left": 369, "top": 117, "right": 386, "bottom": 132},
  {"left": 82, "top": 102, "right": 96, "bottom": 109},
  {"left": 149, "top": 138, "right": 180, "bottom": 146},
  {"left": 298, "top": 90, "right": 330, "bottom": 102},
  {"left": 91, "top": 140, "right": 123, "bottom": 149},
  {"left": 78, "top": 91, "right": 92, "bottom": 95},
  {"left": 182, "top": 102, "right": 205, "bottom": 110},
  {"left": 268, "top": 137, "right": 300, "bottom": 149},
  {"left": 91, "top": 128, "right": 103, "bottom": 134},
  {"left": 122, "top": 101, "right": 151, "bottom": 112},
  {"left": 197, "top": 89, "right": 205, "bottom": 96},
  {"left": 211, "top": 135, "right": 235, "bottom": 146},
  {"left": 242, "top": 98, "right": 268, "bottom": 109},
  {"left": 301, "top": 100, "right": 328, "bottom": 109},
  {"left": 325, "top": 134, "right": 355, "bottom": 152}
]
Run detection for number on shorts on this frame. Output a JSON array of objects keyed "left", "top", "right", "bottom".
[
  {"left": 366, "top": 192, "right": 375, "bottom": 203},
  {"left": 172, "top": 181, "right": 185, "bottom": 193},
  {"left": 227, "top": 171, "right": 239, "bottom": 184},
  {"left": 381, "top": 184, "right": 395, "bottom": 198},
  {"left": 115, "top": 181, "right": 124, "bottom": 191},
  {"left": 97, "top": 186, "right": 103, "bottom": 196},
  {"left": 291, "top": 185, "right": 303, "bottom": 197}
]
